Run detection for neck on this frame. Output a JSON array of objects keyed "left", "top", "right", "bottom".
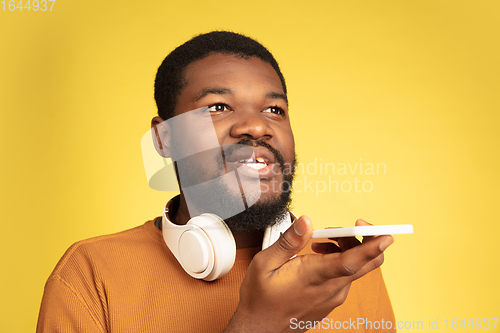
[
  {"left": 233, "top": 230, "right": 265, "bottom": 249},
  {"left": 172, "top": 195, "right": 265, "bottom": 249}
]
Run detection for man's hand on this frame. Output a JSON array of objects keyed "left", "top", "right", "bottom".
[{"left": 224, "top": 216, "right": 393, "bottom": 333}]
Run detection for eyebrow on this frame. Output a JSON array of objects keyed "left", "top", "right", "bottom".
[
  {"left": 193, "top": 87, "right": 233, "bottom": 102},
  {"left": 266, "top": 91, "right": 288, "bottom": 103},
  {"left": 192, "top": 87, "right": 288, "bottom": 104}
]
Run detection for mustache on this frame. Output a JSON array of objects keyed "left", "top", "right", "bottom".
[{"left": 223, "top": 138, "right": 286, "bottom": 169}]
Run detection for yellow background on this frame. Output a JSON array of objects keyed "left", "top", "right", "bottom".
[{"left": 1, "top": 0, "right": 499, "bottom": 331}]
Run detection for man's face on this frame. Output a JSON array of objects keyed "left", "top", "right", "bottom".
[{"left": 169, "top": 53, "right": 296, "bottom": 231}]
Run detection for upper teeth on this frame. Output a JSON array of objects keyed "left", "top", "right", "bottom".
[
  {"left": 238, "top": 157, "right": 267, "bottom": 169},
  {"left": 238, "top": 157, "right": 266, "bottom": 163}
]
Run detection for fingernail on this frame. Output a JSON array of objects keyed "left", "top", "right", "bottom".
[
  {"left": 294, "top": 219, "right": 308, "bottom": 236},
  {"left": 379, "top": 237, "right": 394, "bottom": 251}
]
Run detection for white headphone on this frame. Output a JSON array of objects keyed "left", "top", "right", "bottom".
[{"left": 162, "top": 197, "right": 293, "bottom": 281}]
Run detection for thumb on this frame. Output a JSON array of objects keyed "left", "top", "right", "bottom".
[{"left": 262, "top": 215, "right": 312, "bottom": 269}]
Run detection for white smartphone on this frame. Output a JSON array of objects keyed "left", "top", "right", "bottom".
[{"left": 311, "top": 224, "right": 413, "bottom": 239}]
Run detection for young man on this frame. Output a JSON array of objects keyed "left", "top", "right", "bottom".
[{"left": 37, "top": 31, "right": 395, "bottom": 332}]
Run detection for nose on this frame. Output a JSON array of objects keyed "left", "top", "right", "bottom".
[{"left": 229, "top": 112, "right": 274, "bottom": 140}]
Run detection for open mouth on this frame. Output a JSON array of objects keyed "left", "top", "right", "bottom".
[
  {"left": 223, "top": 144, "right": 277, "bottom": 178},
  {"left": 236, "top": 157, "right": 268, "bottom": 170}
]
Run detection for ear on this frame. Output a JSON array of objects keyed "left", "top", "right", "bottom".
[{"left": 151, "top": 116, "right": 171, "bottom": 158}]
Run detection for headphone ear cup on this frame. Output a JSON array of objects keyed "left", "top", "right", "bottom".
[
  {"left": 177, "top": 228, "right": 214, "bottom": 276},
  {"left": 162, "top": 204, "right": 236, "bottom": 281},
  {"left": 187, "top": 214, "right": 236, "bottom": 281}
]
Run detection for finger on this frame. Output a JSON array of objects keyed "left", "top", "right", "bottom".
[
  {"left": 325, "top": 225, "right": 360, "bottom": 251},
  {"left": 335, "top": 236, "right": 361, "bottom": 251},
  {"left": 321, "top": 251, "right": 385, "bottom": 301},
  {"left": 311, "top": 242, "right": 341, "bottom": 254},
  {"left": 259, "top": 215, "right": 312, "bottom": 270},
  {"left": 335, "top": 235, "right": 393, "bottom": 278},
  {"left": 351, "top": 252, "right": 385, "bottom": 280},
  {"left": 355, "top": 219, "right": 377, "bottom": 243},
  {"left": 329, "top": 220, "right": 371, "bottom": 249},
  {"left": 355, "top": 219, "right": 372, "bottom": 226},
  {"left": 313, "top": 235, "right": 393, "bottom": 282}
]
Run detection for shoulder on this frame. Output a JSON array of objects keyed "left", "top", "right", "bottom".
[
  {"left": 48, "top": 219, "right": 164, "bottom": 282},
  {"left": 38, "top": 222, "right": 162, "bottom": 332}
]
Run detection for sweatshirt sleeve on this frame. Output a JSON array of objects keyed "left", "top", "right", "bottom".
[{"left": 36, "top": 276, "right": 106, "bottom": 333}]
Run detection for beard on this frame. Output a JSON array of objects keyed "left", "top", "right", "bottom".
[
  {"left": 223, "top": 139, "right": 296, "bottom": 233},
  {"left": 172, "top": 138, "right": 296, "bottom": 233},
  {"left": 222, "top": 174, "right": 294, "bottom": 233}
]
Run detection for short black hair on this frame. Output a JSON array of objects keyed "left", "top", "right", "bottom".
[{"left": 154, "top": 31, "right": 287, "bottom": 120}]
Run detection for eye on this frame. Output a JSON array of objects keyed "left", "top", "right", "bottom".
[
  {"left": 262, "top": 106, "right": 285, "bottom": 116},
  {"left": 207, "top": 103, "right": 231, "bottom": 114}
]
